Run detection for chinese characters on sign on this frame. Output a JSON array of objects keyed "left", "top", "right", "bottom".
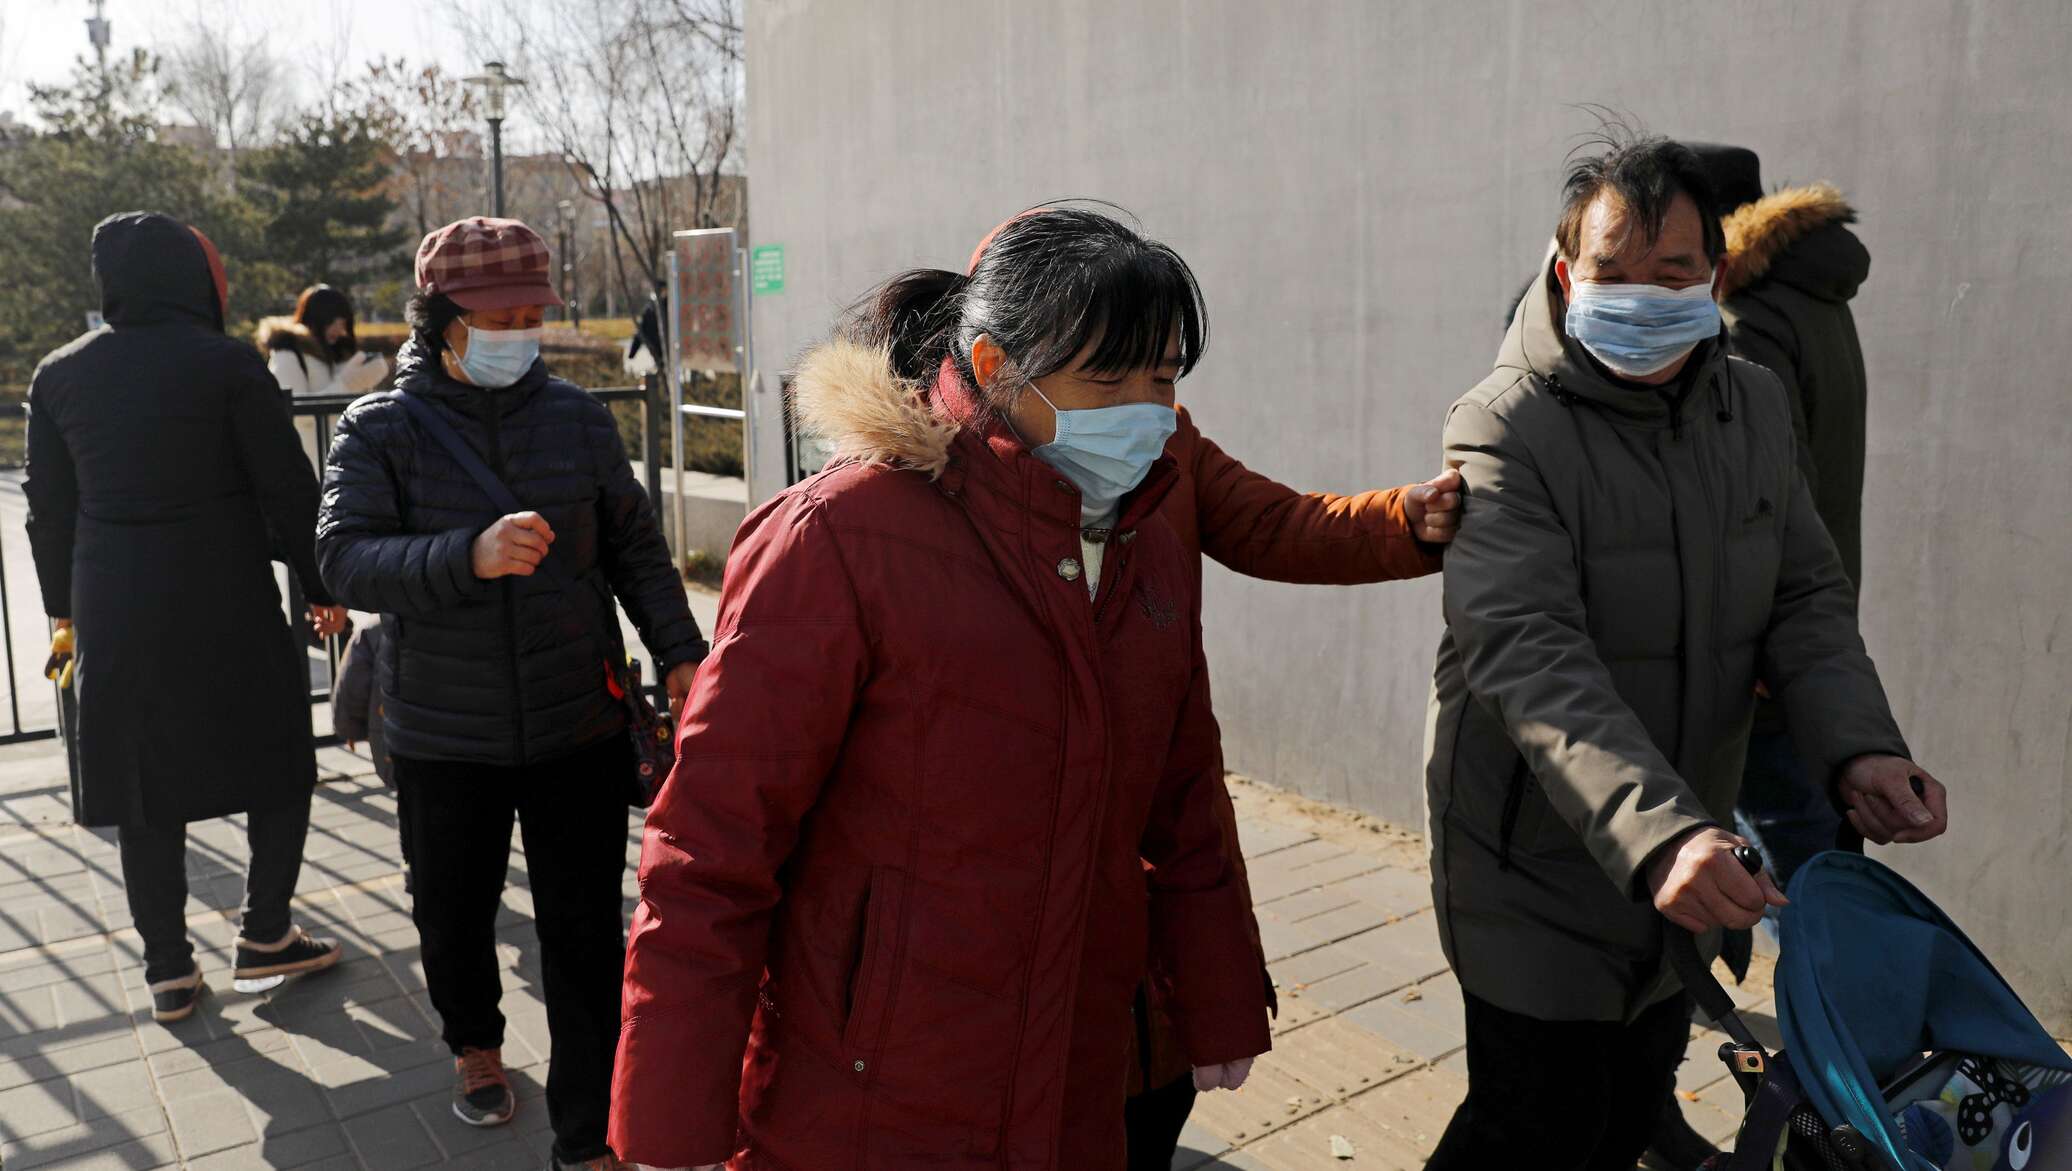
[{"left": 673, "top": 228, "right": 740, "bottom": 374}]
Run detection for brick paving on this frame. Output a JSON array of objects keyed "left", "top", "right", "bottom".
[{"left": 0, "top": 726, "right": 1772, "bottom": 1170}]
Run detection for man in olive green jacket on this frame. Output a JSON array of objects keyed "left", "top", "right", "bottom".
[{"left": 1423, "top": 133, "right": 1948, "bottom": 1168}]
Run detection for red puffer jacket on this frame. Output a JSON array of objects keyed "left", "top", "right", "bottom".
[{"left": 609, "top": 339, "right": 1271, "bottom": 1170}]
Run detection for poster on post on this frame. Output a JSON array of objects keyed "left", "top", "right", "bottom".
[{"left": 672, "top": 228, "right": 741, "bottom": 374}]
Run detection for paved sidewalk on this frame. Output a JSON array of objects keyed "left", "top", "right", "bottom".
[{"left": 0, "top": 733, "right": 1766, "bottom": 1169}]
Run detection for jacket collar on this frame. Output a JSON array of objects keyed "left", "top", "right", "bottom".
[
  {"left": 1499, "top": 249, "right": 1729, "bottom": 423},
  {"left": 789, "top": 338, "right": 1177, "bottom": 534},
  {"left": 392, "top": 337, "right": 551, "bottom": 419}
]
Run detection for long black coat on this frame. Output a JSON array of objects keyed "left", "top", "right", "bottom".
[
  {"left": 25, "top": 212, "right": 333, "bottom": 828},
  {"left": 316, "top": 340, "right": 704, "bottom": 767}
]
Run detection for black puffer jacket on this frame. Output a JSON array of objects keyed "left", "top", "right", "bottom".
[{"left": 316, "top": 339, "right": 706, "bottom": 766}]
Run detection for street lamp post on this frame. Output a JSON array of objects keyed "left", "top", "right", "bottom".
[
  {"left": 464, "top": 62, "right": 526, "bottom": 218},
  {"left": 558, "top": 199, "right": 580, "bottom": 329}
]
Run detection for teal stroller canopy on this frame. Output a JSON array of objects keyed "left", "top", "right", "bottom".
[{"left": 1776, "top": 852, "right": 2072, "bottom": 1170}]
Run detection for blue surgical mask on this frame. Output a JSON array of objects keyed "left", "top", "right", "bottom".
[
  {"left": 1027, "top": 382, "right": 1177, "bottom": 523},
  {"left": 1564, "top": 276, "right": 1720, "bottom": 379},
  {"left": 455, "top": 324, "right": 541, "bottom": 389}
]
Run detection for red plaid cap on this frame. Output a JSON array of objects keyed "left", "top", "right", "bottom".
[{"left": 414, "top": 217, "right": 564, "bottom": 311}]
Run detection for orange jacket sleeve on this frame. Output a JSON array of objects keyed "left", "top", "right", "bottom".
[{"left": 1177, "top": 405, "right": 1444, "bottom": 585}]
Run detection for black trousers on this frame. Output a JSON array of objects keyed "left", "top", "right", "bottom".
[
  {"left": 118, "top": 796, "right": 312, "bottom": 985},
  {"left": 394, "top": 736, "right": 633, "bottom": 1165},
  {"left": 1426, "top": 990, "right": 1692, "bottom": 1171},
  {"left": 1125, "top": 1074, "right": 1199, "bottom": 1171}
]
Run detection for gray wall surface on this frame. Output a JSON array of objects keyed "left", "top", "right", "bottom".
[{"left": 743, "top": 0, "right": 2072, "bottom": 1027}]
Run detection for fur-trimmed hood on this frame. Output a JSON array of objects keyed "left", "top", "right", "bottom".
[
  {"left": 254, "top": 316, "right": 336, "bottom": 364},
  {"left": 790, "top": 338, "right": 959, "bottom": 480},
  {"left": 1720, "top": 183, "right": 1868, "bottom": 301}
]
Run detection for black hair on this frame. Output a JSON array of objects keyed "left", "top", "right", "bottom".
[
  {"left": 1556, "top": 118, "right": 1726, "bottom": 266},
  {"left": 842, "top": 203, "right": 1208, "bottom": 406},
  {"left": 405, "top": 291, "right": 465, "bottom": 357},
  {"left": 294, "top": 285, "right": 358, "bottom": 361}
]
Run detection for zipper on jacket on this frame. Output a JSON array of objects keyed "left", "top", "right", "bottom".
[
  {"left": 482, "top": 388, "right": 527, "bottom": 765},
  {"left": 1496, "top": 768, "right": 1528, "bottom": 872}
]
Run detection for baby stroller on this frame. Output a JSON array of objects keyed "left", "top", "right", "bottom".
[{"left": 1671, "top": 851, "right": 2072, "bottom": 1171}]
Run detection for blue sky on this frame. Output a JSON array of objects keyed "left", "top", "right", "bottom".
[{"left": 1, "top": 0, "right": 480, "bottom": 130}]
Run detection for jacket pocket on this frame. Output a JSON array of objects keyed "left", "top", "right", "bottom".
[
  {"left": 841, "top": 866, "right": 907, "bottom": 1058},
  {"left": 1496, "top": 761, "right": 1559, "bottom": 869}
]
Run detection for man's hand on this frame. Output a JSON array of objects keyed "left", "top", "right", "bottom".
[
  {"left": 309, "top": 605, "right": 349, "bottom": 639},
  {"left": 1192, "top": 1057, "right": 1254, "bottom": 1092},
  {"left": 472, "top": 512, "right": 555, "bottom": 580},
  {"left": 1646, "top": 827, "right": 1787, "bottom": 934},
  {"left": 664, "top": 661, "right": 698, "bottom": 718},
  {"left": 1837, "top": 755, "right": 1949, "bottom": 845},
  {"left": 1404, "top": 468, "right": 1463, "bottom": 544}
]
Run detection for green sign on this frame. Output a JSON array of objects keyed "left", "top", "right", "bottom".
[{"left": 751, "top": 243, "right": 786, "bottom": 295}]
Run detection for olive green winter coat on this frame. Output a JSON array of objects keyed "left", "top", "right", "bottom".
[{"left": 1423, "top": 253, "right": 1907, "bottom": 1022}]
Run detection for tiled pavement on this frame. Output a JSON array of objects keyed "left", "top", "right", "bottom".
[{"left": 0, "top": 731, "right": 1771, "bottom": 1170}]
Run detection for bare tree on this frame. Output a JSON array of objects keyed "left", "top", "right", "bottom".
[
  {"left": 350, "top": 59, "right": 482, "bottom": 239},
  {"left": 442, "top": 0, "right": 743, "bottom": 312},
  {"left": 162, "top": 13, "right": 284, "bottom": 181}
]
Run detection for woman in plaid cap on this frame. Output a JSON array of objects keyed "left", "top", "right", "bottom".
[{"left": 317, "top": 217, "right": 707, "bottom": 1171}]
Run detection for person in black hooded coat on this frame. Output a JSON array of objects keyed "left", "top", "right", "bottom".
[{"left": 24, "top": 211, "right": 348, "bottom": 1021}]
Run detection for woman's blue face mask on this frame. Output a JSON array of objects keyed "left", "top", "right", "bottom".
[
  {"left": 1026, "top": 380, "right": 1177, "bottom": 524},
  {"left": 455, "top": 324, "right": 542, "bottom": 389},
  {"left": 1564, "top": 274, "right": 1721, "bottom": 379}
]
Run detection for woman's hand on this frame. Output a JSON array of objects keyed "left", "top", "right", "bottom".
[
  {"left": 309, "top": 605, "right": 350, "bottom": 640},
  {"left": 665, "top": 661, "right": 699, "bottom": 717},
  {"left": 472, "top": 512, "right": 556, "bottom": 579},
  {"left": 1404, "top": 468, "right": 1464, "bottom": 543},
  {"left": 1192, "top": 1056, "right": 1255, "bottom": 1092}
]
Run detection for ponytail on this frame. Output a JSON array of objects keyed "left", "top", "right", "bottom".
[{"left": 842, "top": 268, "right": 968, "bottom": 384}]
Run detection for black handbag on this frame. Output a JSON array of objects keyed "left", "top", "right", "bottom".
[{"left": 390, "top": 390, "right": 675, "bottom": 805}]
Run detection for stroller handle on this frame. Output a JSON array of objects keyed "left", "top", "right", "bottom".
[{"left": 1663, "top": 845, "right": 1770, "bottom": 1057}]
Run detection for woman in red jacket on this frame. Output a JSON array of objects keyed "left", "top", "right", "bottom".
[{"left": 610, "top": 207, "right": 1271, "bottom": 1170}]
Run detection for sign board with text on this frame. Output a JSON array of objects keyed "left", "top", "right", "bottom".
[
  {"left": 751, "top": 244, "right": 785, "bottom": 295},
  {"left": 672, "top": 228, "right": 741, "bottom": 374}
]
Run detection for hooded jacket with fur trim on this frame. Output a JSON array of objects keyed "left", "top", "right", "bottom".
[
  {"left": 1718, "top": 183, "right": 1872, "bottom": 590},
  {"left": 610, "top": 339, "right": 1270, "bottom": 1171}
]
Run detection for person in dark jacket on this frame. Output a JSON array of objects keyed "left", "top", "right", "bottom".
[
  {"left": 333, "top": 618, "right": 392, "bottom": 786},
  {"left": 1692, "top": 142, "right": 1877, "bottom": 884},
  {"left": 333, "top": 619, "right": 406, "bottom": 893},
  {"left": 315, "top": 217, "right": 704, "bottom": 1171},
  {"left": 24, "top": 211, "right": 349, "bottom": 1024}
]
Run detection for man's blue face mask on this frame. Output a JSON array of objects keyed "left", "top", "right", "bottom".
[{"left": 1564, "top": 274, "right": 1721, "bottom": 379}]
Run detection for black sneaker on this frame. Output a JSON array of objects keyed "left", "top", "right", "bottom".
[
  {"left": 453, "top": 1047, "right": 516, "bottom": 1127},
  {"left": 148, "top": 967, "right": 206, "bottom": 1023},
  {"left": 231, "top": 926, "right": 341, "bottom": 994},
  {"left": 1642, "top": 1090, "right": 1722, "bottom": 1171}
]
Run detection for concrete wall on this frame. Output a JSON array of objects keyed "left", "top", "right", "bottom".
[{"left": 744, "top": 0, "right": 2072, "bottom": 1027}]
